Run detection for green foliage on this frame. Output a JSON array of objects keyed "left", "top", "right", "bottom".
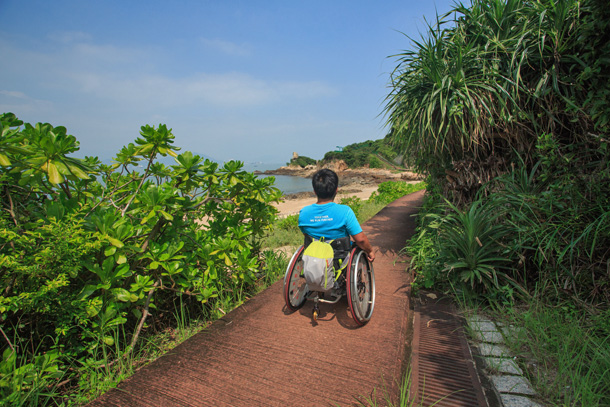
[
  {"left": 322, "top": 138, "right": 401, "bottom": 169},
  {"left": 391, "top": 1, "right": 610, "bottom": 402},
  {"left": 390, "top": 0, "right": 610, "bottom": 303},
  {"left": 370, "top": 181, "right": 426, "bottom": 205},
  {"left": 498, "top": 302, "right": 610, "bottom": 406},
  {"left": 434, "top": 199, "right": 523, "bottom": 300},
  {"left": 0, "top": 114, "right": 282, "bottom": 403},
  {"left": 367, "top": 155, "right": 383, "bottom": 169},
  {"left": 0, "top": 347, "right": 63, "bottom": 406},
  {"left": 275, "top": 214, "right": 299, "bottom": 231},
  {"left": 384, "top": 0, "right": 606, "bottom": 200},
  {"left": 262, "top": 214, "right": 303, "bottom": 249},
  {"left": 339, "top": 196, "right": 364, "bottom": 219},
  {"left": 288, "top": 155, "right": 317, "bottom": 167}
]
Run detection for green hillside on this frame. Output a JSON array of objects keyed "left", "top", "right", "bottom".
[{"left": 321, "top": 137, "right": 404, "bottom": 169}]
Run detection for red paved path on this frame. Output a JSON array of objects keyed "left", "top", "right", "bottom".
[{"left": 89, "top": 190, "right": 426, "bottom": 407}]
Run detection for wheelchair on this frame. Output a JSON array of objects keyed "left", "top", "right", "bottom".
[{"left": 283, "top": 235, "right": 376, "bottom": 325}]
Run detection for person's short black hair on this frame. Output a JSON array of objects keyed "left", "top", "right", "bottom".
[{"left": 312, "top": 169, "right": 338, "bottom": 199}]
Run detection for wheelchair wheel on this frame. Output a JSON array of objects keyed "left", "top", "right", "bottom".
[
  {"left": 346, "top": 248, "right": 375, "bottom": 325},
  {"left": 283, "top": 245, "right": 309, "bottom": 311}
]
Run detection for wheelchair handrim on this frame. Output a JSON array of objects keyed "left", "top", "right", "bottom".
[
  {"left": 283, "top": 245, "right": 308, "bottom": 310},
  {"left": 347, "top": 249, "right": 376, "bottom": 325}
]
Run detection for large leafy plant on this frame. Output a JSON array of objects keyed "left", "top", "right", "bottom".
[{"left": 0, "top": 113, "right": 281, "bottom": 403}]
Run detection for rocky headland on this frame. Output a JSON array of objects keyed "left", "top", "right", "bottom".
[
  {"left": 261, "top": 160, "right": 423, "bottom": 200},
  {"left": 265, "top": 160, "right": 423, "bottom": 216}
]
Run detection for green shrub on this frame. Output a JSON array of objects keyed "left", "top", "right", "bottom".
[
  {"left": 370, "top": 181, "right": 426, "bottom": 205},
  {"left": 262, "top": 214, "right": 302, "bottom": 249},
  {"left": 367, "top": 155, "right": 383, "bottom": 169},
  {"left": 0, "top": 113, "right": 282, "bottom": 403},
  {"left": 322, "top": 139, "right": 401, "bottom": 168},
  {"left": 434, "top": 199, "right": 523, "bottom": 300},
  {"left": 289, "top": 156, "right": 316, "bottom": 167},
  {"left": 339, "top": 196, "right": 364, "bottom": 219},
  {"left": 275, "top": 214, "right": 299, "bottom": 231}
]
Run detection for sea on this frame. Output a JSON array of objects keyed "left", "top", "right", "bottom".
[{"left": 243, "top": 162, "right": 312, "bottom": 195}]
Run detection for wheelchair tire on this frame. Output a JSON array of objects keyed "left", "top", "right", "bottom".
[
  {"left": 346, "top": 248, "right": 375, "bottom": 325},
  {"left": 283, "top": 245, "right": 309, "bottom": 311}
]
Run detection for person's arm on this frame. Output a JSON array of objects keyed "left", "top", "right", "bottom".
[{"left": 352, "top": 232, "right": 375, "bottom": 262}]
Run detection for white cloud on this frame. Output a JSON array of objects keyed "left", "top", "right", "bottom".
[
  {"left": 1, "top": 36, "right": 336, "bottom": 112},
  {"left": 67, "top": 70, "right": 336, "bottom": 110},
  {"left": 48, "top": 31, "right": 92, "bottom": 44},
  {"left": 0, "top": 90, "right": 28, "bottom": 99},
  {"left": 0, "top": 90, "right": 53, "bottom": 114},
  {"left": 200, "top": 38, "right": 251, "bottom": 56},
  {"left": 0, "top": 34, "right": 342, "bottom": 161}
]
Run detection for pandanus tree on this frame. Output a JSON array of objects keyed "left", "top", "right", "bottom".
[
  {"left": 390, "top": 0, "right": 610, "bottom": 305},
  {"left": 383, "top": 0, "right": 603, "bottom": 203}
]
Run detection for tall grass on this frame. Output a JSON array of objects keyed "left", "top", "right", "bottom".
[{"left": 495, "top": 301, "right": 610, "bottom": 406}]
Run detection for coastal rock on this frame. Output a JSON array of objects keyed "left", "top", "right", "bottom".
[
  {"left": 321, "top": 160, "right": 349, "bottom": 173},
  {"left": 263, "top": 161, "right": 424, "bottom": 185},
  {"left": 401, "top": 171, "right": 424, "bottom": 181},
  {"left": 283, "top": 191, "right": 316, "bottom": 200}
]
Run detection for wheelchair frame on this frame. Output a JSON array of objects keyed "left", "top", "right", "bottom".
[{"left": 283, "top": 241, "right": 376, "bottom": 326}]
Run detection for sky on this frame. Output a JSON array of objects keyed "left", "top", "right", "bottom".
[{"left": 0, "top": 0, "right": 456, "bottom": 163}]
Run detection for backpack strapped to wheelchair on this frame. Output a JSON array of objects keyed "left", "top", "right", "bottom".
[
  {"left": 283, "top": 234, "right": 376, "bottom": 325},
  {"left": 302, "top": 235, "right": 352, "bottom": 320}
]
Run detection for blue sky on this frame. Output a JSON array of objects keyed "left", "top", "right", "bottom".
[{"left": 0, "top": 0, "right": 456, "bottom": 163}]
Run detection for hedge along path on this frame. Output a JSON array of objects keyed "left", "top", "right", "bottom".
[{"left": 88, "top": 190, "right": 426, "bottom": 407}]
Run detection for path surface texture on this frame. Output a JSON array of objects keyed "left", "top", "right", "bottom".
[{"left": 89, "top": 190, "right": 483, "bottom": 407}]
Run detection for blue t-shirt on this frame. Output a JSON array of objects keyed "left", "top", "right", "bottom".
[{"left": 298, "top": 202, "right": 362, "bottom": 240}]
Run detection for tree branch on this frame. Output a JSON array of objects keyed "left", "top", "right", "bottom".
[
  {"left": 129, "top": 280, "right": 160, "bottom": 354},
  {"left": 0, "top": 326, "right": 16, "bottom": 354},
  {"left": 121, "top": 152, "right": 155, "bottom": 217}
]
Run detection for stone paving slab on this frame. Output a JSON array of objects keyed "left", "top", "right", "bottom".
[
  {"left": 500, "top": 394, "right": 543, "bottom": 407},
  {"left": 484, "top": 357, "right": 523, "bottom": 375},
  {"left": 478, "top": 343, "right": 513, "bottom": 358},
  {"left": 466, "top": 315, "right": 542, "bottom": 407},
  {"left": 490, "top": 375, "right": 536, "bottom": 395},
  {"left": 501, "top": 326, "right": 524, "bottom": 338},
  {"left": 467, "top": 317, "right": 500, "bottom": 333},
  {"left": 474, "top": 330, "right": 505, "bottom": 343}
]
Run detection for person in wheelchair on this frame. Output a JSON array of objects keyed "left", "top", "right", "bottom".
[
  {"left": 284, "top": 168, "right": 376, "bottom": 325},
  {"left": 298, "top": 169, "right": 375, "bottom": 264}
]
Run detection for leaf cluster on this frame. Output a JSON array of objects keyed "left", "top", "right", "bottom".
[
  {"left": 0, "top": 114, "right": 282, "bottom": 403},
  {"left": 393, "top": 0, "right": 610, "bottom": 307},
  {"left": 385, "top": 0, "right": 608, "bottom": 202}
]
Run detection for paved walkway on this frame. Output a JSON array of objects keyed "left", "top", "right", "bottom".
[{"left": 88, "top": 190, "right": 479, "bottom": 406}]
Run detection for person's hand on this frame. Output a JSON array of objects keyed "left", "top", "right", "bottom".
[{"left": 366, "top": 250, "right": 375, "bottom": 263}]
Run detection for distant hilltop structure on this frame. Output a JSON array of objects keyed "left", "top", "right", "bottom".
[{"left": 292, "top": 152, "right": 299, "bottom": 160}]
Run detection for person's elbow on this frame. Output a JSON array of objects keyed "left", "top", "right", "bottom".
[{"left": 352, "top": 232, "right": 367, "bottom": 245}]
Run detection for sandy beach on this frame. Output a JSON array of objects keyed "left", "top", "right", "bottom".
[
  {"left": 272, "top": 184, "right": 379, "bottom": 217},
  {"left": 267, "top": 162, "right": 423, "bottom": 217}
]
